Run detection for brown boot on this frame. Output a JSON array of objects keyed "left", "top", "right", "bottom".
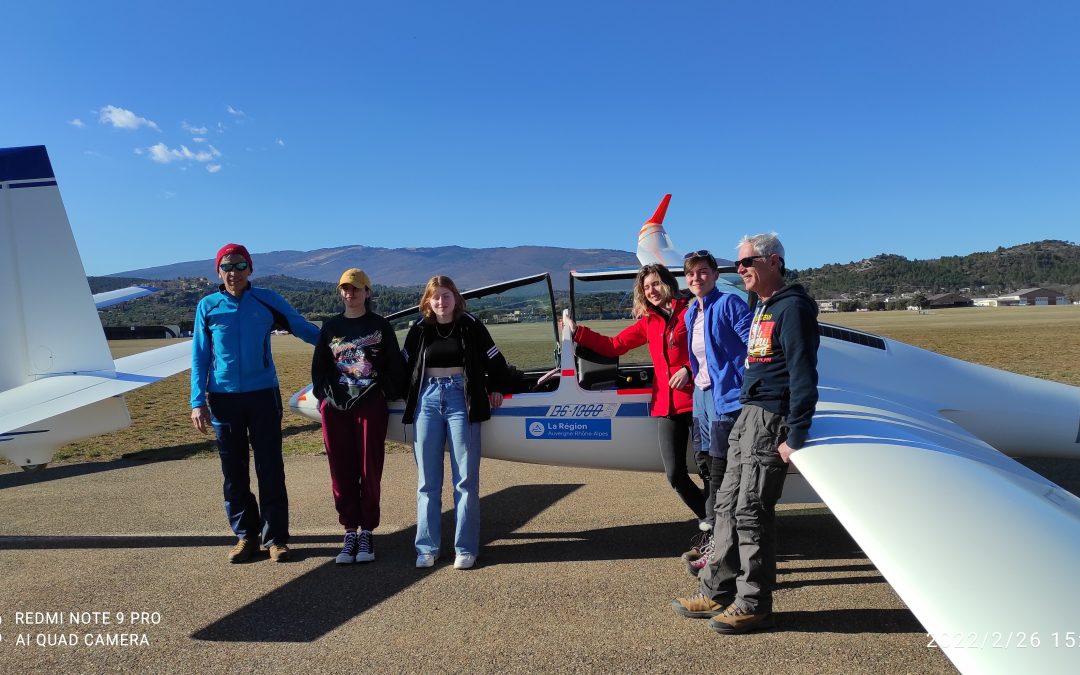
[
  {"left": 268, "top": 543, "right": 290, "bottom": 563},
  {"left": 227, "top": 538, "right": 258, "bottom": 564},
  {"left": 670, "top": 592, "right": 725, "bottom": 619},
  {"left": 708, "top": 603, "right": 774, "bottom": 634}
]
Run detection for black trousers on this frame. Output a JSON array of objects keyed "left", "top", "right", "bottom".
[{"left": 657, "top": 412, "right": 708, "bottom": 520}]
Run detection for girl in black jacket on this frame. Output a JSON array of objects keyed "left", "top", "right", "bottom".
[{"left": 401, "top": 276, "right": 512, "bottom": 570}]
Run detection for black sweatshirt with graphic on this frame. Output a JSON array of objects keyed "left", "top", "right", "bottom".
[
  {"left": 741, "top": 283, "right": 819, "bottom": 449},
  {"left": 311, "top": 312, "right": 406, "bottom": 410}
]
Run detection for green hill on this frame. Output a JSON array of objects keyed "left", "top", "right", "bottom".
[{"left": 789, "top": 240, "right": 1080, "bottom": 298}]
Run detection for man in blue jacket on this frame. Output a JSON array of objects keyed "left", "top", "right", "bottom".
[
  {"left": 191, "top": 243, "right": 320, "bottom": 563},
  {"left": 682, "top": 251, "right": 752, "bottom": 531}
]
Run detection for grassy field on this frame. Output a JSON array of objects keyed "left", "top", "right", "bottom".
[{"left": 5, "top": 304, "right": 1078, "bottom": 467}]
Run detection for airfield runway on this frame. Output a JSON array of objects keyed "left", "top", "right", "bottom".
[{"left": 12, "top": 451, "right": 1074, "bottom": 673}]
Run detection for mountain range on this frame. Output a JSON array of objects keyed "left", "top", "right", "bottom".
[
  {"left": 113, "top": 244, "right": 640, "bottom": 290},
  {"left": 94, "top": 239, "right": 1080, "bottom": 328}
]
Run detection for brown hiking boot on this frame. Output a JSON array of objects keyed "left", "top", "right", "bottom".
[
  {"left": 708, "top": 603, "right": 774, "bottom": 634},
  {"left": 670, "top": 592, "right": 726, "bottom": 619},
  {"left": 268, "top": 543, "right": 290, "bottom": 563},
  {"left": 227, "top": 538, "right": 258, "bottom": 564}
]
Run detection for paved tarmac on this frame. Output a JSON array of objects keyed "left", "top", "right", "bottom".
[{"left": 4, "top": 450, "right": 1030, "bottom": 674}]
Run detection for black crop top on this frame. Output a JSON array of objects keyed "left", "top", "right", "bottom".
[{"left": 423, "top": 322, "right": 465, "bottom": 368}]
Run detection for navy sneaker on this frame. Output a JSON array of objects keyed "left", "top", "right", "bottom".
[
  {"left": 336, "top": 531, "right": 359, "bottom": 564},
  {"left": 356, "top": 530, "right": 375, "bottom": 562}
]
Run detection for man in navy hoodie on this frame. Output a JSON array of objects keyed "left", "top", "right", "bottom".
[{"left": 672, "top": 232, "right": 819, "bottom": 634}]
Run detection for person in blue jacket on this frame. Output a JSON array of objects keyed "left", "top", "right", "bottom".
[
  {"left": 683, "top": 250, "right": 752, "bottom": 532},
  {"left": 190, "top": 243, "right": 320, "bottom": 564}
]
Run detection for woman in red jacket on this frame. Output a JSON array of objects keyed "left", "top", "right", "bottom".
[{"left": 566, "top": 264, "right": 707, "bottom": 524}]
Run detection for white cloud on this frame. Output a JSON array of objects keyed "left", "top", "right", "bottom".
[
  {"left": 192, "top": 137, "right": 207, "bottom": 143},
  {"left": 207, "top": 164, "right": 223, "bottom": 173},
  {"left": 133, "top": 147, "right": 144, "bottom": 155},
  {"left": 217, "top": 121, "right": 226, "bottom": 133},
  {"left": 225, "top": 104, "right": 245, "bottom": 117},
  {"left": 69, "top": 118, "right": 86, "bottom": 128},
  {"left": 146, "top": 142, "right": 222, "bottom": 164},
  {"left": 164, "top": 191, "right": 177, "bottom": 199},
  {"left": 99, "top": 105, "right": 160, "bottom": 131},
  {"left": 181, "top": 121, "right": 208, "bottom": 135},
  {"left": 275, "top": 138, "right": 285, "bottom": 146}
]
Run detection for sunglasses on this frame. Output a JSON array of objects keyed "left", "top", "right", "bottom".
[
  {"left": 683, "top": 249, "right": 713, "bottom": 260},
  {"left": 219, "top": 261, "right": 249, "bottom": 272},
  {"left": 735, "top": 256, "right": 766, "bottom": 269}
]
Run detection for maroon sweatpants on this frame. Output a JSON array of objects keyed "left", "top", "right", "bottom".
[{"left": 319, "top": 392, "right": 389, "bottom": 531}]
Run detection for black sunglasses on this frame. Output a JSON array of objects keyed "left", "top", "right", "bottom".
[
  {"left": 735, "top": 256, "right": 766, "bottom": 269},
  {"left": 219, "top": 261, "right": 249, "bottom": 272},
  {"left": 683, "top": 249, "right": 712, "bottom": 260}
]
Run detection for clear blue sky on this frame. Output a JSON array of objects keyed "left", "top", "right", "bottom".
[{"left": 4, "top": 1, "right": 1079, "bottom": 276}]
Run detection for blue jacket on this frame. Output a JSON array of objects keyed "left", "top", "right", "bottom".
[
  {"left": 191, "top": 285, "right": 320, "bottom": 407},
  {"left": 684, "top": 288, "right": 752, "bottom": 414}
]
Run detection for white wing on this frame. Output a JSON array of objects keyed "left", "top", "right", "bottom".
[
  {"left": 795, "top": 386, "right": 1080, "bottom": 674},
  {"left": 93, "top": 285, "right": 160, "bottom": 309}
]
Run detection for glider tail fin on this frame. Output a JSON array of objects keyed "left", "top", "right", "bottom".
[
  {"left": 0, "top": 146, "right": 114, "bottom": 394},
  {"left": 635, "top": 193, "right": 684, "bottom": 268}
]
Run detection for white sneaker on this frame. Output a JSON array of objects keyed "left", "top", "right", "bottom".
[
  {"left": 453, "top": 553, "right": 476, "bottom": 570},
  {"left": 415, "top": 553, "right": 437, "bottom": 568}
]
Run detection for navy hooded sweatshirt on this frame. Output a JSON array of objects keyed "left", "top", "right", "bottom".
[{"left": 740, "top": 283, "right": 819, "bottom": 449}]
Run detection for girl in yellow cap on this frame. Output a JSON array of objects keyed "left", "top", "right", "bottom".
[{"left": 311, "top": 268, "right": 406, "bottom": 564}]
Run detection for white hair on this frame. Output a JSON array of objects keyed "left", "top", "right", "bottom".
[{"left": 738, "top": 232, "right": 785, "bottom": 260}]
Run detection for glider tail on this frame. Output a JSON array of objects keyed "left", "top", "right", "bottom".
[
  {"left": 635, "top": 193, "right": 685, "bottom": 268},
  {"left": 0, "top": 146, "right": 115, "bottom": 393}
]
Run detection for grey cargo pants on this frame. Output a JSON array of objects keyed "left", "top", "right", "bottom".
[{"left": 698, "top": 404, "right": 789, "bottom": 613}]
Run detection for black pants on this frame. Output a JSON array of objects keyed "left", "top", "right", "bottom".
[
  {"left": 657, "top": 412, "right": 707, "bottom": 520},
  {"left": 208, "top": 387, "right": 289, "bottom": 546}
]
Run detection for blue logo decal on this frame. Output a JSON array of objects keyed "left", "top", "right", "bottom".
[{"left": 525, "top": 418, "right": 611, "bottom": 441}]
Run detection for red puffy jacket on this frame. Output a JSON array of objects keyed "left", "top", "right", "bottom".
[{"left": 573, "top": 296, "right": 693, "bottom": 417}]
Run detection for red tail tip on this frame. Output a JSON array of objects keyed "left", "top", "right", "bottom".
[{"left": 646, "top": 194, "right": 672, "bottom": 225}]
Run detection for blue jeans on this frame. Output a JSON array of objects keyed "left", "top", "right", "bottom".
[
  {"left": 208, "top": 388, "right": 288, "bottom": 546},
  {"left": 413, "top": 375, "right": 481, "bottom": 557},
  {"left": 692, "top": 386, "right": 717, "bottom": 522}
]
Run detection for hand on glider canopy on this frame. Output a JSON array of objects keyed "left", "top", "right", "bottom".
[{"left": 489, "top": 391, "right": 504, "bottom": 409}]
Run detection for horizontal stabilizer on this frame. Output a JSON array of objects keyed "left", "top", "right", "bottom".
[{"left": 0, "top": 341, "right": 191, "bottom": 435}]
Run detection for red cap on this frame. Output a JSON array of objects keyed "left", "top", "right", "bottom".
[
  {"left": 646, "top": 194, "right": 671, "bottom": 225},
  {"left": 216, "top": 243, "right": 252, "bottom": 270}
]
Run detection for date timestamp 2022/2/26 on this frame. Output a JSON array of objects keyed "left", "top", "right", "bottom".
[{"left": 928, "top": 631, "right": 1080, "bottom": 649}]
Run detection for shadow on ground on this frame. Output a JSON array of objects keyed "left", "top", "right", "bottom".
[{"left": 185, "top": 486, "right": 891, "bottom": 643}]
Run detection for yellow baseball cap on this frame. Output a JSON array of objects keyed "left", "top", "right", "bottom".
[{"left": 338, "top": 268, "right": 371, "bottom": 290}]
